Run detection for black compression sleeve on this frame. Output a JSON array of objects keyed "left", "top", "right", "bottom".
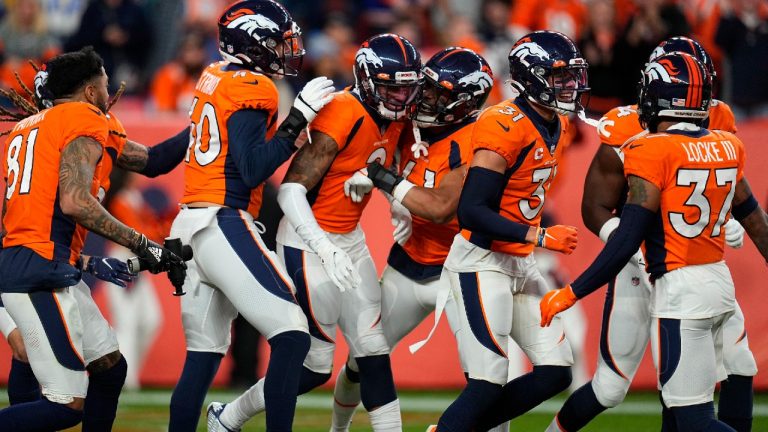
[
  {"left": 456, "top": 166, "right": 531, "bottom": 243},
  {"left": 571, "top": 204, "right": 654, "bottom": 298},
  {"left": 227, "top": 109, "right": 298, "bottom": 188}
]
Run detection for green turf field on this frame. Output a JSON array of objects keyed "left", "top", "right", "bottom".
[{"left": 2, "top": 388, "right": 763, "bottom": 431}]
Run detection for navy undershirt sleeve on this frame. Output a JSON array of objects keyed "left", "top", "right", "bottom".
[
  {"left": 571, "top": 204, "right": 655, "bottom": 298},
  {"left": 457, "top": 166, "right": 531, "bottom": 243},
  {"left": 139, "top": 128, "right": 189, "bottom": 178},
  {"left": 227, "top": 109, "right": 298, "bottom": 188}
]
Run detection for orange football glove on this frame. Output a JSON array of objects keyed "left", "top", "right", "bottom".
[
  {"left": 540, "top": 284, "right": 578, "bottom": 327},
  {"left": 536, "top": 225, "right": 578, "bottom": 255}
]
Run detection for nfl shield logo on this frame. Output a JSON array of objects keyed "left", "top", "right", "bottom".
[{"left": 632, "top": 277, "right": 640, "bottom": 286}]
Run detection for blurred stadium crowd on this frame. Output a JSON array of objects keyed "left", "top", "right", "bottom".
[{"left": 1, "top": 0, "right": 767, "bottom": 120}]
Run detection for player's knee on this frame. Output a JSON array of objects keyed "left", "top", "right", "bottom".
[
  {"left": 89, "top": 354, "right": 127, "bottom": 392},
  {"left": 672, "top": 402, "right": 723, "bottom": 432},
  {"left": 592, "top": 369, "right": 631, "bottom": 408},
  {"left": 725, "top": 350, "right": 758, "bottom": 377},
  {"left": 65, "top": 397, "right": 86, "bottom": 411},
  {"left": 269, "top": 330, "right": 311, "bottom": 359},
  {"left": 86, "top": 350, "right": 123, "bottom": 374},
  {"left": 533, "top": 365, "right": 572, "bottom": 396},
  {"left": 298, "top": 366, "right": 332, "bottom": 394}
]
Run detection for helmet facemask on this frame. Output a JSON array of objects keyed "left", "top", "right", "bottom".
[
  {"left": 358, "top": 64, "right": 422, "bottom": 121},
  {"left": 413, "top": 77, "right": 477, "bottom": 127},
  {"left": 525, "top": 59, "right": 589, "bottom": 115}
]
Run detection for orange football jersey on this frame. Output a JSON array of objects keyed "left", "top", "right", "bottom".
[
  {"left": 307, "top": 91, "right": 406, "bottom": 233},
  {"left": 597, "top": 100, "right": 737, "bottom": 148},
  {"left": 623, "top": 128, "right": 745, "bottom": 277},
  {"left": 181, "top": 61, "right": 279, "bottom": 217},
  {"left": 97, "top": 112, "right": 129, "bottom": 196},
  {"left": 399, "top": 120, "right": 475, "bottom": 265},
  {"left": 3, "top": 102, "right": 108, "bottom": 265},
  {"left": 461, "top": 99, "right": 569, "bottom": 256}
]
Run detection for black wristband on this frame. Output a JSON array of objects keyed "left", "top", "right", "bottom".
[
  {"left": 732, "top": 194, "right": 759, "bottom": 221},
  {"left": 275, "top": 106, "right": 308, "bottom": 140},
  {"left": 367, "top": 162, "right": 402, "bottom": 194}
]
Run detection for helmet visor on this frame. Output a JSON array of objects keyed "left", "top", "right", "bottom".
[
  {"left": 279, "top": 28, "right": 305, "bottom": 76},
  {"left": 549, "top": 64, "right": 589, "bottom": 104}
]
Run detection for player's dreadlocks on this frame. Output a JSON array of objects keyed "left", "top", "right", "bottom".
[{"left": 1, "top": 47, "right": 126, "bottom": 137}]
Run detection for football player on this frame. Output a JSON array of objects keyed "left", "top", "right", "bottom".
[
  {"left": 547, "top": 37, "right": 757, "bottom": 432},
  {"left": 329, "top": 47, "right": 494, "bottom": 431},
  {"left": 432, "top": 31, "right": 588, "bottom": 431},
  {"left": 167, "top": 1, "right": 336, "bottom": 431},
  {"left": 0, "top": 47, "right": 184, "bottom": 432},
  {"left": 0, "top": 56, "right": 191, "bottom": 428},
  {"left": 207, "top": 33, "right": 421, "bottom": 432},
  {"left": 541, "top": 51, "right": 768, "bottom": 432}
]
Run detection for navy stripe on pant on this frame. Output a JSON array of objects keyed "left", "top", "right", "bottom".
[
  {"left": 216, "top": 209, "right": 297, "bottom": 304},
  {"left": 282, "top": 245, "right": 334, "bottom": 343},
  {"left": 29, "top": 291, "right": 85, "bottom": 371},
  {"left": 658, "top": 318, "right": 682, "bottom": 387},
  {"left": 459, "top": 272, "right": 505, "bottom": 358}
]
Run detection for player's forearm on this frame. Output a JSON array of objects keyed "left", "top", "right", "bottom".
[
  {"left": 62, "top": 192, "right": 140, "bottom": 250},
  {"left": 457, "top": 166, "right": 537, "bottom": 243},
  {"left": 59, "top": 136, "right": 142, "bottom": 250},
  {"left": 581, "top": 199, "right": 618, "bottom": 238},
  {"left": 571, "top": 204, "right": 652, "bottom": 298},
  {"left": 739, "top": 206, "right": 768, "bottom": 261},
  {"left": 401, "top": 187, "right": 457, "bottom": 224},
  {"left": 582, "top": 145, "right": 627, "bottom": 236},
  {"left": 135, "top": 128, "right": 189, "bottom": 177}
]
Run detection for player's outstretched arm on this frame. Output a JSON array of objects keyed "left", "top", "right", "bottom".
[
  {"left": 731, "top": 177, "right": 768, "bottom": 261},
  {"left": 59, "top": 136, "right": 183, "bottom": 273},
  {"left": 116, "top": 128, "right": 189, "bottom": 177},
  {"left": 582, "top": 144, "right": 627, "bottom": 239},
  {"left": 367, "top": 162, "right": 466, "bottom": 224},
  {"left": 541, "top": 175, "right": 660, "bottom": 326}
]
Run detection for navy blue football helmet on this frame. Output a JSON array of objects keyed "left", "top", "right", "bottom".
[
  {"left": 649, "top": 36, "right": 715, "bottom": 78},
  {"left": 638, "top": 52, "right": 712, "bottom": 132},
  {"left": 414, "top": 47, "right": 493, "bottom": 127},
  {"left": 218, "top": 0, "right": 304, "bottom": 76},
  {"left": 354, "top": 33, "right": 423, "bottom": 121},
  {"left": 508, "top": 31, "right": 589, "bottom": 114}
]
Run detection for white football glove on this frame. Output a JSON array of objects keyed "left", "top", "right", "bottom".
[
  {"left": 315, "top": 238, "right": 360, "bottom": 292},
  {"left": 343, "top": 169, "right": 374, "bottom": 203},
  {"left": 724, "top": 218, "right": 745, "bottom": 249},
  {"left": 411, "top": 125, "right": 429, "bottom": 159},
  {"left": 293, "top": 76, "right": 335, "bottom": 123},
  {"left": 390, "top": 199, "right": 412, "bottom": 245}
]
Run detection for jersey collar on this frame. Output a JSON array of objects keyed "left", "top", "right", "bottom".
[{"left": 515, "top": 97, "right": 561, "bottom": 155}]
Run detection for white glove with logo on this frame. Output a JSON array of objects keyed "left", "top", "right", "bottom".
[
  {"left": 315, "top": 237, "right": 360, "bottom": 292},
  {"left": 344, "top": 168, "right": 374, "bottom": 203},
  {"left": 293, "top": 76, "right": 335, "bottom": 123},
  {"left": 390, "top": 199, "right": 412, "bottom": 245},
  {"left": 724, "top": 218, "right": 745, "bottom": 249}
]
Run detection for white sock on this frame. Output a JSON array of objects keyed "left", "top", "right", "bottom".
[
  {"left": 487, "top": 421, "right": 510, "bottom": 432},
  {"left": 545, "top": 417, "right": 565, "bottom": 432},
  {"left": 368, "top": 399, "right": 402, "bottom": 432},
  {"left": 220, "top": 378, "right": 266, "bottom": 429},
  {"left": 331, "top": 365, "right": 361, "bottom": 431}
]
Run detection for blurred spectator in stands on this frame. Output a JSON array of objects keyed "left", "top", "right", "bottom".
[
  {"left": 391, "top": 16, "right": 424, "bottom": 50},
  {"left": 42, "top": 0, "right": 88, "bottom": 41},
  {"left": 143, "top": 0, "right": 184, "bottom": 90},
  {"left": 149, "top": 30, "right": 207, "bottom": 113},
  {"left": 65, "top": 0, "right": 151, "bottom": 93},
  {"left": 612, "top": 0, "right": 690, "bottom": 104},
  {"left": 478, "top": 0, "right": 517, "bottom": 103},
  {"left": 184, "top": 0, "right": 230, "bottom": 64},
  {"left": 579, "top": 0, "right": 623, "bottom": 114},
  {"left": 715, "top": 0, "right": 768, "bottom": 119},
  {"left": 102, "top": 169, "right": 171, "bottom": 391},
  {"left": 508, "top": 0, "right": 588, "bottom": 41},
  {"left": 0, "top": 0, "right": 59, "bottom": 97},
  {"left": 305, "top": 14, "right": 357, "bottom": 89}
]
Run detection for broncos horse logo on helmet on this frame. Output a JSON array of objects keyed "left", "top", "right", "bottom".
[
  {"left": 414, "top": 47, "right": 493, "bottom": 127},
  {"left": 649, "top": 36, "right": 716, "bottom": 79},
  {"left": 353, "top": 33, "right": 423, "bottom": 121},
  {"left": 638, "top": 52, "right": 712, "bottom": 132},
  {"left": 218, "top": 0, "right": 305, "bottom": 76},
  {"left": 508, "top": 30, "right": 589, "bottom": 115}
]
